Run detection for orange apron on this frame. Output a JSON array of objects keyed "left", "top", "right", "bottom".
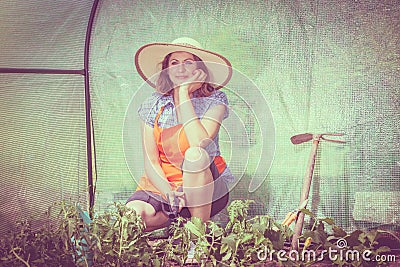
[{"left": 136, "top": 105, "right": 227, "bottom": 194}]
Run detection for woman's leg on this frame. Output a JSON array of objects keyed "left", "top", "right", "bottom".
[
  {"left": 182, "top": 146, "right": 214, "bottom": 222},
  {"left": 126, "top": 200, "right": 170, "bottom": 231}
]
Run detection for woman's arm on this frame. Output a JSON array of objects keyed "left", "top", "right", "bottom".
[
  {"left": 176, "top": 84, "right": 226, "bottom": 148},
  {"left": 141, "top": 121, "right": 172, "bottom": 196}
]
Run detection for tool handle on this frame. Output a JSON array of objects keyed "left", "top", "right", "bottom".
[
  {"left": 281, "top": 212, "right": 292, "bottom": 225},
  {"left": 291, "top": 138, "right": 320, "bottom": 250},
  {"left": 284, "top": 213, "right": 298, "bottom": 226}
]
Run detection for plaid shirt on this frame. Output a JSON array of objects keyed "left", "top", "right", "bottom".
[{"left": 138, "top": 90, "right": 234, "bottom": 183}]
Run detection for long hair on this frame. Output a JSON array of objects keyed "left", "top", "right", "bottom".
[{"left": 156, "top": 53, "right": 216, "bottom": 97}]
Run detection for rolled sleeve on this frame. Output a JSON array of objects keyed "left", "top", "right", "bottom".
[
  {"left": 208, "top": 90, "right": 229, "bottom": 120},
  {"left": 137, "top": 92, "right": 162, "bottom": 127}
]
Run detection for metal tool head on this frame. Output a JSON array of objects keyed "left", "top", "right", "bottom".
[
  {"left": 320, "top": 133, "right": 346, "bottom": 143},
  {"left": 291, "top": 133, "right": 345, "bottom": 145},
  {"left": 290, "top": 133, "right": 314, "bottom": 144},
  {"left": 76, "top": 204, "right": 92, "bottom": 225},
  {"left": 162, "top": 193, "right": 179, "bottom": 220}
]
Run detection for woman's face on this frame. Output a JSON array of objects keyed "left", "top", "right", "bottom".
[{"left": 167, "top": 51, "right": 198, "bottom": 87}]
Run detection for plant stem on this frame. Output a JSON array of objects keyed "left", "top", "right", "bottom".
[
  {"left": 11, "top": 248, "right": 30, "bottom": 267},
  {"left": 119, "top": 222, "right": 123, "bottom": 257},
  {"left": 310, "top": 219, "right": 318, "bottom": 232}
]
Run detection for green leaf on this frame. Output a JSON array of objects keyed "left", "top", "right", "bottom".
[
  {"left": 316, "top": 222, "right": 328, "bottom": 243},
  {"left": 127, "top": 239, "right": 137, "bottom": 247},
  {"left": 222, "top": 235, "right": 238, "bottom": 250},
  {"left": 366, "top": 230, "right": 378, "bottom": 244},
  {"left": 213, "top": 227, "right": 224, "bottom": 237},
  {"left": 212, "top": 255, "right": 217, "bottom": 266},
  {"left": 153, "top": 258, "right": 161, "bottom": 267},
  {"left": 358, "top": 232, "right": 367, "bottom": 244},
  {"left": 320, "top": 217, "right": 335, "bottom": 225},
  {"left": 332, "top": 226, "right": 347, "bottom": 238},
  {"left": 184, "top": 221, "right": 202, "bottom": 237},
  {"left": 241, "top": 233, "right": 253, "bottom": 244},
  {"left": 375, "top": 246, "right": 391, "bottom": 254},
  {"left": 220, "top": 243, "right": 229, "bottom": 254},
  {"left": 252, "top": 223, "right": 267, "bottom": 234},
  {"left": 300, "top": 208, "right": 315, "bottom": 217},
  {"left": 191, "top": 217, "right": 204, "bottom": 232},
  {"left": 222, "top": 250, "right": 232, "bottom": 261},
  {"left": 105, "top": 229, "right": 114, "bottom": 240},
  {"left": 347, "top": 230, "right": 363, "bottom": 247},
  {"left": 354, "top": 244, "right": 367, "bottom": 252},
  {"left": 195, "top": 253, "right": 202, "bottom": 263},
  {"left": 265, "top": 229, "right": 284, "bottom": 249},
  {"left": 255, "top": 235, "right": 266, "bottom": 246},
  {"left": 303, "top": 230, "right": 322, "bottom": 244}
]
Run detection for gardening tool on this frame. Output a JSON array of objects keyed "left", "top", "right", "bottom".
[
  {"left": 290, "top": 133, "right": 345, "bottom": 251},
  {"left": 282, "top": 199, "right": 309, "bottom": 226},
  {"left": 77, "top": 204, "right": 92, "bottom": 225},
  {"left": 73, "top": 204, "right": 93, "bottom": 266},
  {"left": 162, "top": 192, "right": 180, "bottom": 223}
]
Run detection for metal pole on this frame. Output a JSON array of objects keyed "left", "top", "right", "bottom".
[
  {"left": 83, "top": 0, "right": 100, "bottom": 216},
  {"left": 0, "top": 68, "right": 84, "bottom": 75}
]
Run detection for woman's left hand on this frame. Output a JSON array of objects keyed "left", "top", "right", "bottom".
[
  {"left": 166, "top": 190, "right": 186, "bottom": 212},
  {"left": 179, "top": 69, "right": 207, "bottom": 94}
]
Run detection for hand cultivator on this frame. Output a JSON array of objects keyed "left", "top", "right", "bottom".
[
  {"left": 288, "top": 133, "right": 345, "bottom": 251},
  {"left": 162, "top": 192, "right": 180, "bottom": 223}
]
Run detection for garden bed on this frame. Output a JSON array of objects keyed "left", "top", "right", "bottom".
[{"left": 0, "top": 200, "right": 398, "bottom": 266}]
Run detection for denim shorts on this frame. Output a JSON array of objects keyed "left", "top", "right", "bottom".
[{"left": 126, "top": 161, "right": 229, "bottom": 218}]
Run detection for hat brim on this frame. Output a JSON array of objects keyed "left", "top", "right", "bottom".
[{"left": 135, "top": 43, "right": 232, "bottom": 90}]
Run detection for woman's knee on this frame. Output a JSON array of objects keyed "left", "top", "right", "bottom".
[
  {"left": 126, "top": 200, "right": 155, "bottom": 219},
  {"left": 183, "top": 146, "right": 210, "bottom": 172}
]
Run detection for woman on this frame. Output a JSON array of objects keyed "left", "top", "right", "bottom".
[{"left": 127, "top": 37, "right": 234, "bottom": 231}]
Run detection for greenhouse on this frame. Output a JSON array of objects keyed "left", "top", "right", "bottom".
[{"left": 0, "top": 1, "right": 399, "bottom": 266}]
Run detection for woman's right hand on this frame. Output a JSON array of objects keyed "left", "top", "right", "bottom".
[
  {"left": 165, "top": 190, "right": 186, "bottom": 212},
  {"left": 179, "top": 69, "right": 207, "bottom": 95}
]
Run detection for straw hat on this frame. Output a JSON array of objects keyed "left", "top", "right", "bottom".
[{"left": 134, "top": 37, "right": 232, "bottom": 89}]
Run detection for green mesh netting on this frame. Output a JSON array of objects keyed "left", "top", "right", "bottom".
[
  {"left": 0, "top": 1, "right": 92, "bottom": 234},
  {"left": 90, "top": 0, "right": 399, "bottom": 231}
]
